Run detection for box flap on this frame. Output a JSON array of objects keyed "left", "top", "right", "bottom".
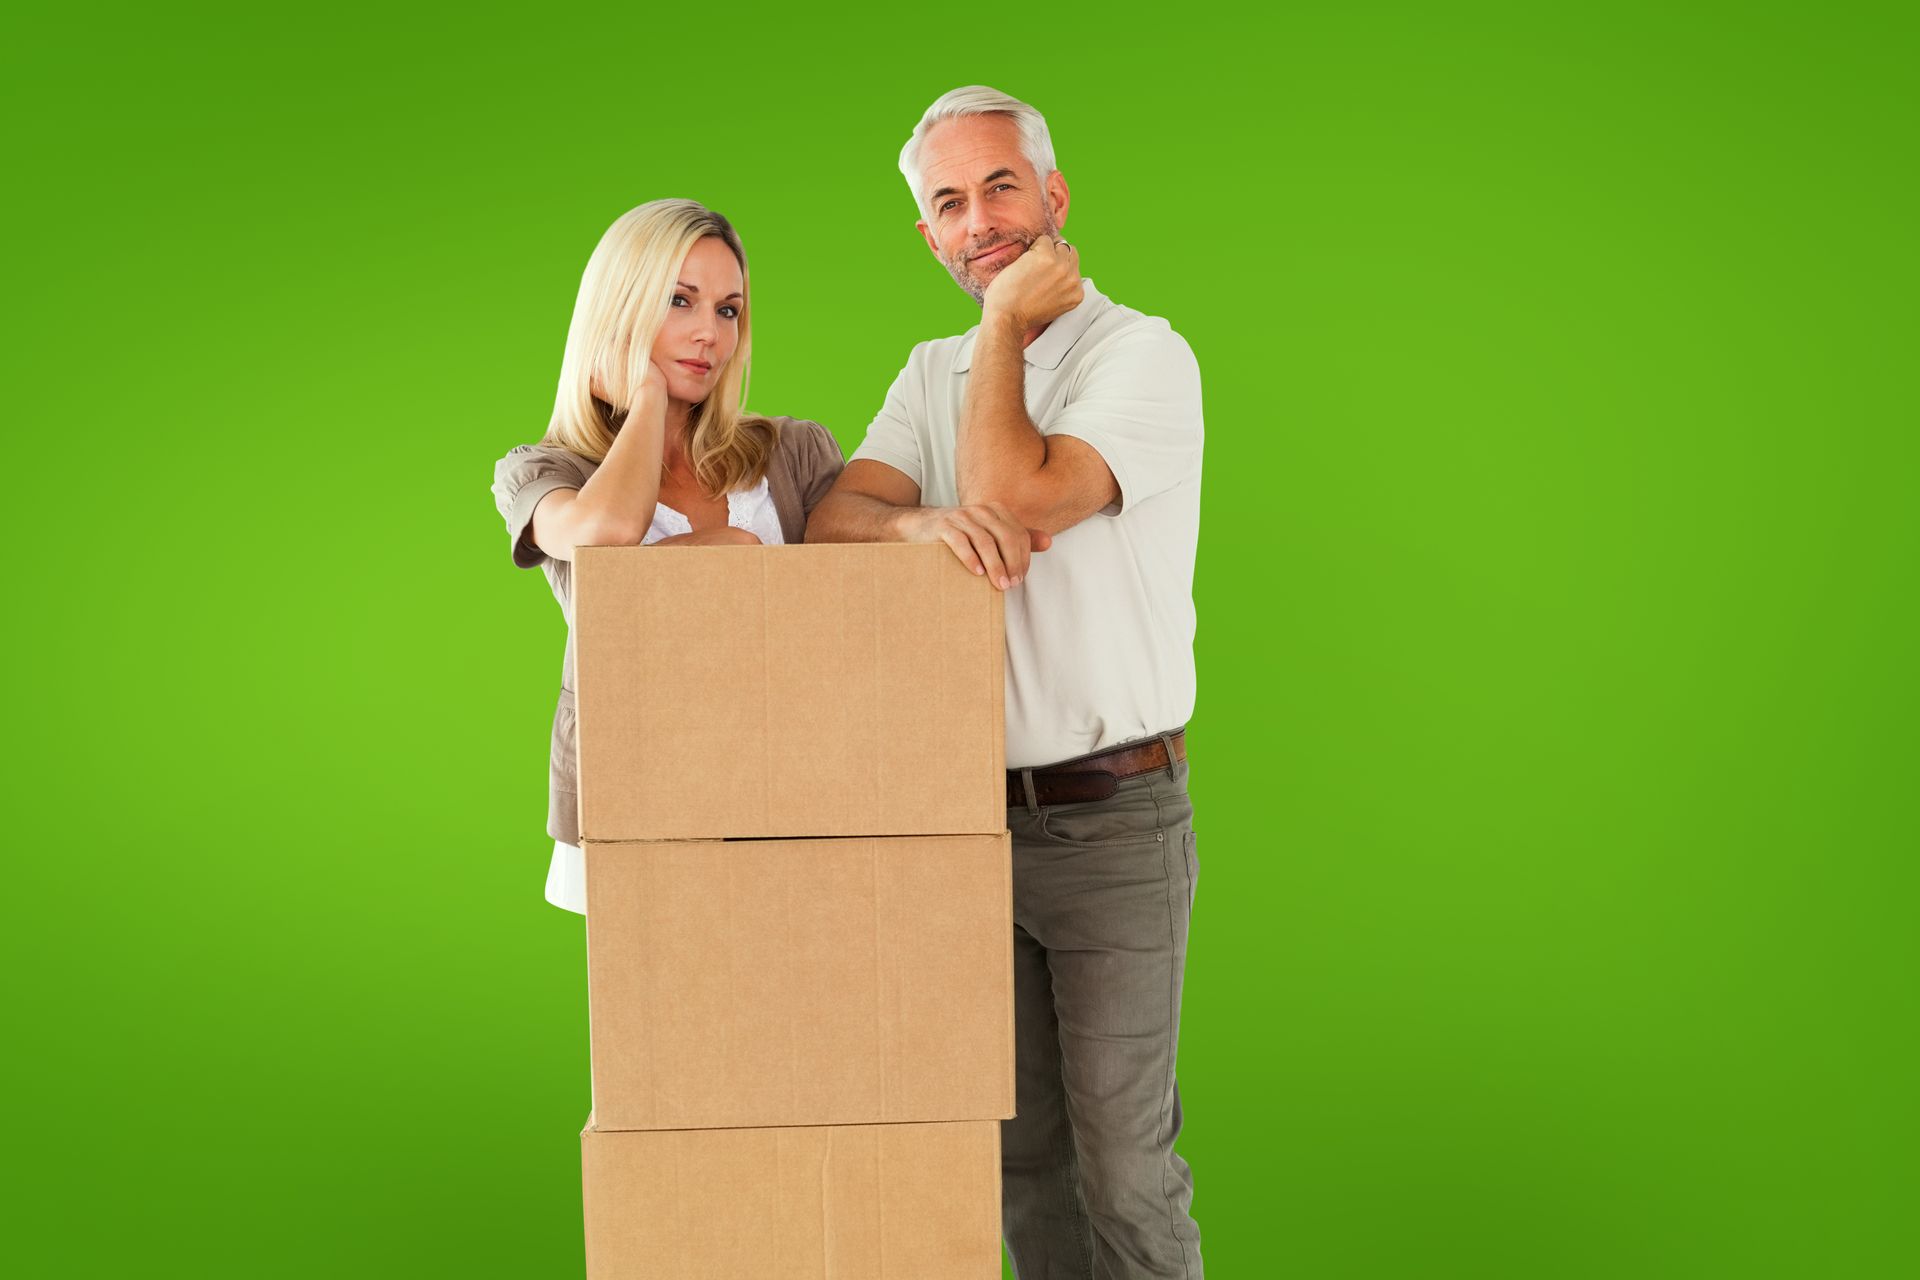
[
  {"left": 582, "top": 1120, "right": 1000, "bottom": 1279},
  {"left": 585, "top": 833, "right": 1014, "bottom": 1132},
  {"left": 576, "top": 544, "right": 1005, "bottom": 841}
]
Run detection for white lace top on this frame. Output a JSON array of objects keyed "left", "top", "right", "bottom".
[
  {"left": 642, "top": 475, "right": 785, "bottom": 547},
  {"left": 545, "top": 473, "right": 784, "bottom": 914}
]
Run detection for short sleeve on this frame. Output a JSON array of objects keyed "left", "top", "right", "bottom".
[
  {"left": 798, "top": 421, "right": 846, "bottom": 515},
  {"left": 1041, "top": 324, "right": 1204, "bottom": 515},
  {"left": 848, "top": 361, "right": 925, "bottom": 488},
  {"left": 491, "top": 444, "right": 587, "bottom": 568}
]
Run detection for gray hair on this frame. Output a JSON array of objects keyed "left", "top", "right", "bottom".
[{"left": 899, "top": 85, "right": 1058, "bottom": 212}]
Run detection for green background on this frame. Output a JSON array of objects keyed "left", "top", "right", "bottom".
[{"left": 8, "top": 2, "right": 1915, "bottom": 1275}]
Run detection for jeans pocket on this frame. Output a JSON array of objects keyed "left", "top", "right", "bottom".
[{"left": 1034, "top": 788, "right": 1165, "bottom": 848}]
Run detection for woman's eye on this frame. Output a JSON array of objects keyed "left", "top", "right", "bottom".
[
  {"left": 670, "top": 294, "right": 689, "bottom": 307},
  {"left": 719, "top": 304, "right": 740, "bottom": 319}
]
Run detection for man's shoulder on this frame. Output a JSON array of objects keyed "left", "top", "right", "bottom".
[
  {"left": 898, "top": 326, "right": 978, "bottom": 374},
  {"left": 1089, "top": 293, "right": 1191, "bottom": 347},
  {"left": 1077, "top": 297, "right": 1199, "bottom": 373}
]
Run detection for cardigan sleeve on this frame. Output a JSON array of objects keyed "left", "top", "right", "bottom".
[
  {"left": 797, "top": 420, "right": 846, "bottom": 516},
  {"left": 491, "top": 443, "right": 590, "bottom": 568}
]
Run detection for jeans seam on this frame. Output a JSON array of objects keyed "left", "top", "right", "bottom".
[
  {"left": 1053, "top": 967, "right": 1096, "bottom": 1279},
  {"left": 1150, "top": 783, "right": 1197, "bottom": 1278}
]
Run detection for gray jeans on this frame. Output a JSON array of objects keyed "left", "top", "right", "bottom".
[{"left": 1003, "top": 744, "right": 1203, "bottom": 1279}]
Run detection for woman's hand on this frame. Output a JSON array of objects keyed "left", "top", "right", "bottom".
[
  {"left": 653, "top": 526, "right": 762, "bottom": 547},
  {"left": 535, "top": 362, "right": 679, "bottom": 562},
  {"left": 591, "top": 358, "right": 672, "bottom": 416},
  {"left": 636, "top": 357, "right": 671, "bottom": 411}
]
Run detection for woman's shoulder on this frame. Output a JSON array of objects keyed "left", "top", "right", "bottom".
[
  {"left": 493, "top": 440, "right": 595, "bottom": 489},
  {"left": 496, "top": 439, "right": 593, "bottom": 471},
  {"left": 755, "top": 415, "right": 843, "bottom": 470}
]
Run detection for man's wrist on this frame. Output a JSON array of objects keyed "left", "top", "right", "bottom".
[
  {"left": 979, "top": 306, "right": 1026, "bottom": 345},
  {"left": 886, "top": 503, "right": 923, "bottom": 542}
]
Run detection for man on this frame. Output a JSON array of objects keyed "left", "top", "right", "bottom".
[{"left": 807, "top": 85, "right": 1205, "bottom": 1278}]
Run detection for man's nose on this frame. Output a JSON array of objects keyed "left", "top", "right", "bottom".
[{"left": 966, "top": 202, "right": 997, "bottom": 240}]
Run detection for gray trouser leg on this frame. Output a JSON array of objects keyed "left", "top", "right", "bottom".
[
  {"left": 1001, "top": 922, "right": 1099, "bottom": 1277},
  {"left": 1001, "top": 758, "right": 1203, "bottom": 1280}
]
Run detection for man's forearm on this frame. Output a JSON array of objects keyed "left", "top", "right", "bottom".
[
  {"left": 956, "top": 312, "right": 1048, "bottom": 509},
  {"left": 804, "top": 489, "right": 914, "bottom": 543}
]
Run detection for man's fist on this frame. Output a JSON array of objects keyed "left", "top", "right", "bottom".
[{"left": 983, "top": 236, "right": 1085, "bottom": 333}]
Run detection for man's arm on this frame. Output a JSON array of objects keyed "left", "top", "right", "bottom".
[
  {"left": 806, "top": 459, "right": 1051, "bottom": 591},
  {"left": 957, "top": 238, "right": 1120, "bottom": 534}
]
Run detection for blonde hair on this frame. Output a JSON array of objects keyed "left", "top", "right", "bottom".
[{"left": 543, "top": 199, "right": 774, "bottom": 494}]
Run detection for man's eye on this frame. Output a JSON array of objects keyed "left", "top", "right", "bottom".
[{"left": 939, "top": 199, "right": 960, "bottom": 213}]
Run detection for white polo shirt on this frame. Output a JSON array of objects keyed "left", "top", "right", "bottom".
[{"left": 850, "top": 279, "right": 1204, "bottom": 768}]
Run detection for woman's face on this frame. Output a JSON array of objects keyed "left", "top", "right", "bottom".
[{"left": 652, "top": 235, "right": 744, "bottom": 406}]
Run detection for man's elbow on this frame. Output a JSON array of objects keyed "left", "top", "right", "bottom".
[
  {"left": 805, "top": 496, "right": 863, "bottom": 544},
  {"left": 1001, "top": 497, "right": 1058, "bottom": 534},
  {"left": 803, "top": 497, "right": 840, "bottom": 543},
  {"left": 962, "top": 474, "right": 1061, "bottom": 534}
]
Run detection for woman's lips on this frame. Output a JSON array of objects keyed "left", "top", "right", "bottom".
[{"left": 677, "top": 360, "right": 711, "bottom": 373}]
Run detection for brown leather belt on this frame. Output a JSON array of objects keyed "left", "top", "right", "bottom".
[{"left": 1006, "top": 730, "right": 1187, "bottom": 809}]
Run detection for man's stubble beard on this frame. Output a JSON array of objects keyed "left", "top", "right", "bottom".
[{"left": 940, "top": 208, "right": 1063, "bottom": 306}]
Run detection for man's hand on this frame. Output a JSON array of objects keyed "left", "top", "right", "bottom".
[
  {"left": 982, "top": 237, "right": 1084, "bottom": 334},
  {"left": 899, "top": 503, "right": 1053, "bottom": 590},
  {"left": 804, "top": 461, "right": 1052, "bottom": 589}
]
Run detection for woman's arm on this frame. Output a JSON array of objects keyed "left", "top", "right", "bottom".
[{"left": 529, "top": 365, "right": 671, "bottom": 561}]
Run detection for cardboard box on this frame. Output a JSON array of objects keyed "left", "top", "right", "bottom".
[
  {"left": 581, "top": 1117, "right": 1001, "bottom": 1279},
  {"left": 574, "top": 544, "right": 1006, "bottom": 842},
  {"left": 585, "top": 834, "right": 1014, "bottom": 1131}
]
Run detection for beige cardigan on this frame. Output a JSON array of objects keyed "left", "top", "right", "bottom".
[{"left": 490, "top": 416, "right": 846, "bottom": 844}]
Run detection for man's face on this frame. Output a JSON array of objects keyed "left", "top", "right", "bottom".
[{"left": 915, "top": 114, "right": 1071, "bottom": 305}]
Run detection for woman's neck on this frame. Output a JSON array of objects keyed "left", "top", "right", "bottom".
[{"left": 661, "top": 400, "right": 696, "bottom": 474}]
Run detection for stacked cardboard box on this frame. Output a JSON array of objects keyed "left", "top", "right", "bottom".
[{"left": 572, "top": 544, "right": 1013, "bottom": 1278}]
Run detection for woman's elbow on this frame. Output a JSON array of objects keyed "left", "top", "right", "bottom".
[{"left": 572, "top": 512, "right": 650, "bottom": 550}]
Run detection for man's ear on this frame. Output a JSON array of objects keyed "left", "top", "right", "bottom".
[
  {"left": 1046, "top": 170, "right": 1072, "bottom": 231},
  {"left": 915, "top": 219, "right": 941, "bottom": 258}
]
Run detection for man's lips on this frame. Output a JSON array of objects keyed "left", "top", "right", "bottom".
[{"left": 970, "top": 241, "right": 1019, "bottom": 265}]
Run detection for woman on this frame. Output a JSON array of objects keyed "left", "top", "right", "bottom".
[{"left": 490, "top": 199, "right": 844, "bottom": 913}]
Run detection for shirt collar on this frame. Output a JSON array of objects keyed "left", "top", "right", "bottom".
[{"left": 953, "top": 278, "right": 1108, "bottom": 374}]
